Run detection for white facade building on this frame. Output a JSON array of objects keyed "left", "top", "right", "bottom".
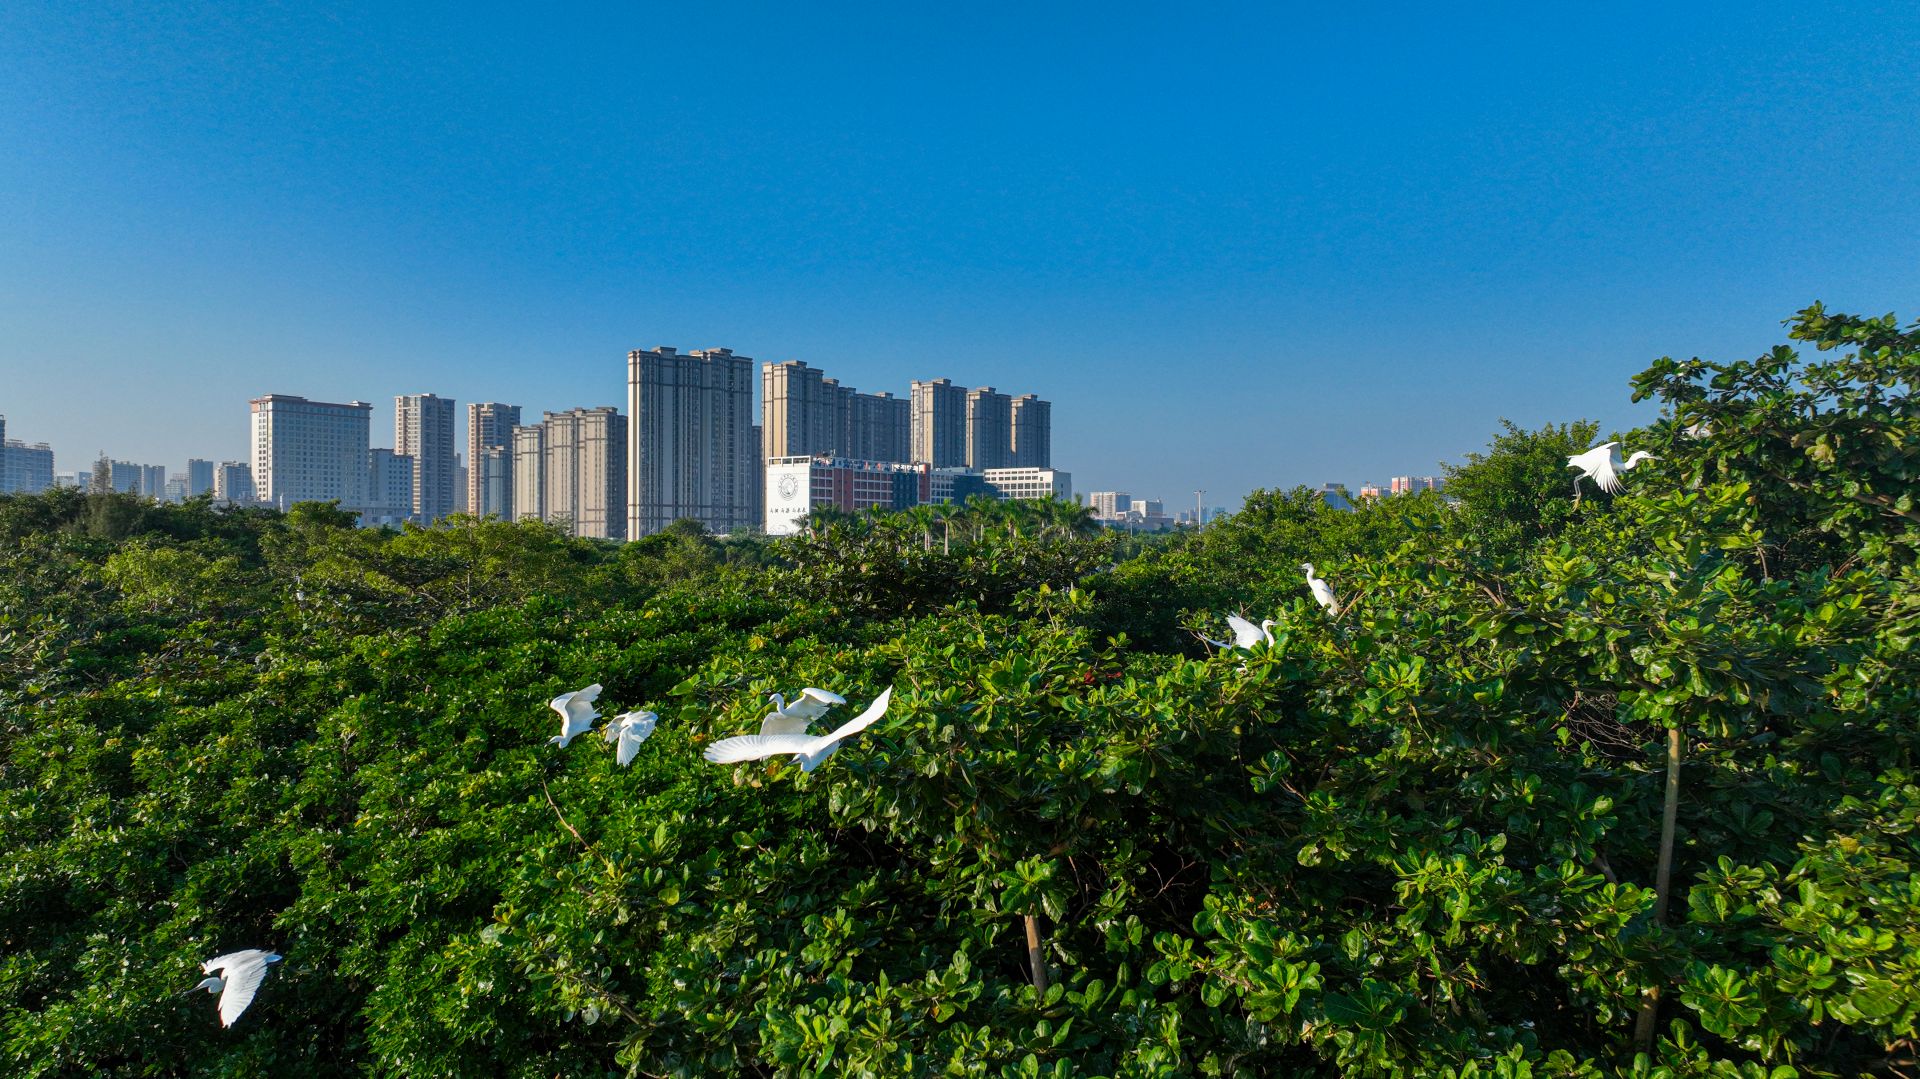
[
  {"left": 981, "top": 467, "right": 1072, "bottom": 502},
  {"left": 249, "top": 394, "right": 372, "bottom": 510}
]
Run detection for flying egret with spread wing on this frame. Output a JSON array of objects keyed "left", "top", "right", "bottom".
[
  {"left": 547, "top": 684, "right": 603, "bottom": 748},
  {"left": 194, "top": 949, "right": 281, "bottom": 1027},
  {"left": 604, "top": 711, "right": 659, "bottom": 766},
  {"left": 759, "top": 687, "right": 846, "bottom": 736},
  {"left": 1567, "top": 442, "right": 1656, "bottom": 501},
  {"left": 706, "top": 686, "right": 894, "bottom": 773}
]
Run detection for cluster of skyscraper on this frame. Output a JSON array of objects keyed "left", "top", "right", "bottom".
[{"left": 3, "top": 345, "right": 1061, "bottom": 539}]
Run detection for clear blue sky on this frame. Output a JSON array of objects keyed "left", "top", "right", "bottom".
[{"left": 2, "top": 2, "right": 1914, "bottom": 505}]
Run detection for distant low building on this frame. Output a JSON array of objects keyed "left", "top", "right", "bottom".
[
  {"left": 981, "top": 466, "right": 1071, "bottom": 502},
  {"left": 765, "top": 455, "right": 928, "bottom": 536}
]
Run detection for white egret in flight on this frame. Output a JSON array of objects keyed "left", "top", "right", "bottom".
[
  {"left": 1567, "top": 442, "right": 1657, "bottom": 501},
  {"left": 604, "top": 711, "right": 659, "bottom": 766},
  {"left": 1302, "top": 564, "right": 1339, "bottom": 615},
  {"left": 547, "top": 684, "right": 603, "bottom": 748},
  {"left": 194, "top": 950, "right": 281, "bottom": 1027},
  {"left": 706, "top": 686, "right": 894, "bottom": 773},
  {"left": 759, "top": 687, "right": 846, "bottom": 736}
]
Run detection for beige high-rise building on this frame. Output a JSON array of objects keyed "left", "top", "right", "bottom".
[
  {"left": 763, "top": 359, "right": 911, "bottom": 465},
  {"left": 467, "top": 402, "right": 521, "bottom": 519},
  {"left": 911, "top": 378, "right": 966, "bottom": 467},
  {"left": 541, "top": 406, "right": 627, "bottom": 539},
  {"left": 965, "top": 386, "right": 1013, "bottom": 470},
  {"left": 249, "top": 394, "right": 372, "bottom": 511},
  {"left": 1010, "top": 394, "right": 1051, "bottom": 468},
  {"left": 395, "top": 393, "right": 456, "bottom": 523},
  {"left": 761, "top": 360, "right": 847, "bottom": 459},
  {"left": 628, "top": 346, "right": 756, "bottom": 536},
  {"left": 847, "top": 390, "right": 909, "bottom": 463},
  {"left": 511, "top": 423, "right": 545, "bottom": 522}
]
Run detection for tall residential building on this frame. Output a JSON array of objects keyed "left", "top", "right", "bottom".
[
  {"left": 541, "top": 406, "right": 627, "bottom": 539},
  {"left": 1, "top": 440, "right": 54, "bottom": 494},
  {"left": 141, "top": 464, "right": 167, "bottom": 500},
  {"left": 761, "top": 360, "right": 847, "bottom": 460},
  {"left": 511, "top": 423, "right": 546, "bottom": 521},
  {"left": 479, "top": 446, "right": 512, "bottom": 521},
  {"left": 847, "top": 391, "right": 910, "bottom": 463},
  {"left": 453, "top": 455, "right": 468, "bottom": 515},
  {"left": 108, "top": 461, "right": 143, "bottom": 494},
  {"left": 395, "top": 393, "right": 456, "bottom": 523},
  {"left": 965, "top": 387, "right": 1013, "bottom": 470},
  {"left": 163, "top": 476, "right": 188, "bottom": 503},
  {"left": 214, "top": 461, "right": 257, "bottom": 505},
  {"left": 366, "top": 449, "right": 417, "bottom": 526},
  {"left": 1010, "top": 394, "right": 1051, "bottom": 468},
  {"left": 466, "top": 402, "right": 521, "bottom": 519},
  {"left": 186, "top": 459, "right": 214, "bottom": 498},
  {"left": 1086, "top": 492, "right": 1133, "bottom": 518},
  {"left": 1390, "top": 475, "right": 1443, "bottom": 495},
  {"left": 627, "top": 346, "right": 756, "bottom": 537},
  {"left": 762, "top": 359, "right": 911, "bottom": 469},
  {"left": 910, "top": 378, "right": 966, "bottom": 467},
  {"left": 249, "top": 394, "right": 373, "bottom": 510}
]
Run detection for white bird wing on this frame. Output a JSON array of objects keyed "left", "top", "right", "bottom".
[
  {"left": 813, "top": 686, "right": 893, "bottom": 747},
  {"left": 705, "top": 733, "right": 818, "bottom": 764},
  {"left": 1591, "top": 453, "right": 1622, "bottom": 493},
  {"left": 786, "top": 687, "right": 845, "bottom": 721},
  {"left": 215, "top": 955, "right": 276, "bottom": 1026},
  {"left": 614, "top": 714, "right": 658, "bottom": 766},
  {"left": 1225, "top": 614, "right": 1265, "bottom": 649},
  {"left": 758, "top": 710, "right": 813, "bottom": 736}
]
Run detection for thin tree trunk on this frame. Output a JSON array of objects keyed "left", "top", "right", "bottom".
[
  {"left": 1024, "top": 914, "right": 1048, "bottom": 993},
  {"left": 1633, "top": 727, "right": 1683, "bottom": 1054}
]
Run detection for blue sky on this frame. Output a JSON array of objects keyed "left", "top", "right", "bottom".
[{"left": 2, "top": 2, "right": 1915, "bottom": 504}]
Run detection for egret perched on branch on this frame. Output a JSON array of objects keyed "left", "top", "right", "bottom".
[
  {"left": 604, "top": 711, "right": 658, "bottom": 766},
  {"left": 706, "top": 686, "right": 894, "bottom": 773},
  {"left": 1302, "top": 564, "right": 1339, "bottom": 615},
  {"left": 547, "top": 684, "right": 603, "bottom": 748},
  {"left": 194, "top": 950, "right": 281, "bottom": 1027},
  {"left": 759, "top": 687, "right": 846, "bottom": 736},
  {"left": 1567, "top": 441, "right": 1657, "bottom": 501}
]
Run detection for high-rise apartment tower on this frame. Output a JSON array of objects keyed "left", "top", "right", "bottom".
[
  {"left": 627, "top": 346, "right": 756, "bottom": 536},
  {"left": 965, "top": 387, "right": 1013, "bottom": 471},
  {"left": 395, "top": 393, "right": 456, "bottom": 523},
  {"left": 910, "top": 378, "right": 966, "bottom": 467},
  {"left": 1010, "top": 394, "right": 1051, "bottom": 468},
  {"left": 250, "top": 394, "right": 372, "bottom": 510},
  {"left": 466, "top": 402, "right": 521, "bottom": 519}
]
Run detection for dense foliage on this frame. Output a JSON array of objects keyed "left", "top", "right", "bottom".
[{"left": 3, "top": 304, "right": 1916, "bottom": 1076}]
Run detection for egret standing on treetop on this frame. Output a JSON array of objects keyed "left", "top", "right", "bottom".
[
  {"left": 759, "top": 687, "right": 846, "bottom": 736},
  {"left": 547, "top": 684, "right": 603, "bottom": 748},
  {"left": 1567, "top": 441, "right": 1657, "bottom": 502},
  {"left": 605, "top": 711, "right": 659, "bottom": 766},
  {"left": 706, "top": 686, "right": 895, "bottom": 773},
  {"left": 1302, "top": 564, "right": 1339, "bottom": 615},
  {"left": 194, "top": 949, "right": 281, "bottom": 1027},
  {"left": 1198, "top": 613, "right": 1276, "bottom": 651}
]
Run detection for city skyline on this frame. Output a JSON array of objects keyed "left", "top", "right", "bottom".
[{"left": 4, "top": 5, "right": 1915, "bottom": 501}]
